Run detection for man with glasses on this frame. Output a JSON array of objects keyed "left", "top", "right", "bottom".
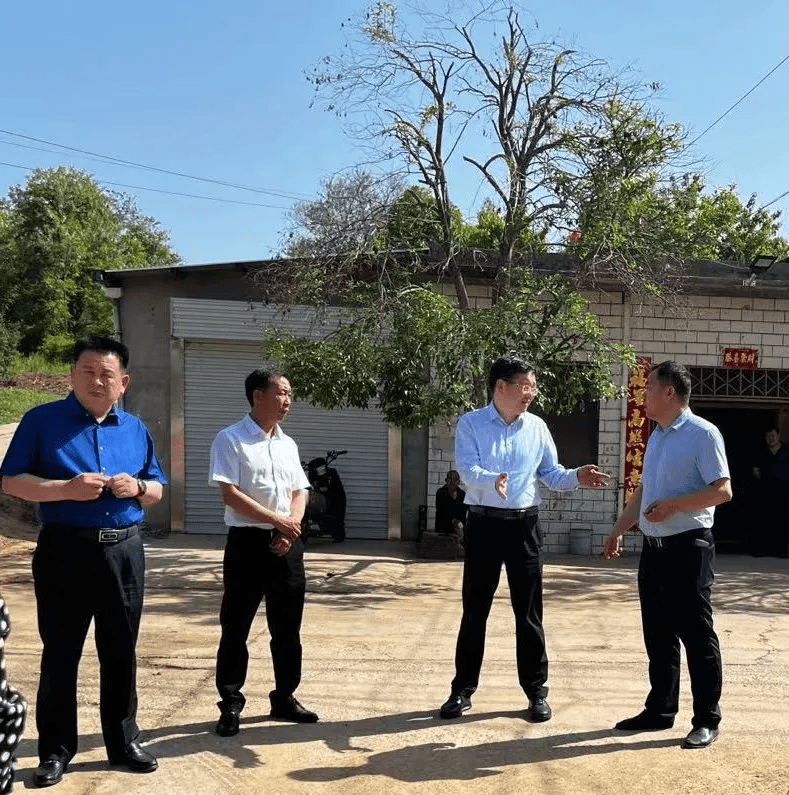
[{"left": 439, "top": 356, "right": 609, "bottom": 721}]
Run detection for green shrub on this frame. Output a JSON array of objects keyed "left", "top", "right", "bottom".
[{"left": 39, "top": 334, "right": 76, "bottom": 364}]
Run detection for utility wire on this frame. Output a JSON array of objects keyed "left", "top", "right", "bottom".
[
  {"left": 0, "top": 127, "right": 310, "bottom": 202},
  {"left": 0, "top": 160, "right": 289, "bottom": 208},
  {"left": 759, "top": 187, "right": 789, "bottom": 211},
  {"left": 685, "top": 53, "right": 789, "bottom": 150}
]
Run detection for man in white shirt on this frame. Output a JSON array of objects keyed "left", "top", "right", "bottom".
[{"left": 209, "top": 370, "right": 317, "bottom": 737}]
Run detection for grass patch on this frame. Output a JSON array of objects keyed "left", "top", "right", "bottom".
[
  {"left": 11, "top": 353, "right": 70, "bottom": 375},
  {"left": 0, "top": 388, "right": 62, "bottom": 424}
]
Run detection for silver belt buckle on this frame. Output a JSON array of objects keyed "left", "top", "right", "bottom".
[{"left": 98, "top": 529, "right": 120, "bottom": 543}]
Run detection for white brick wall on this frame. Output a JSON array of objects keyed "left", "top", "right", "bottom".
[{"left": 425, "top": 291, "right": 789, "bottom": 554}]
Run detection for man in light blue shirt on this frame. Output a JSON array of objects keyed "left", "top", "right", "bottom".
[
  {"left": 439, "top": 356, "right": 610, "bottom": 722},
  {"left": 605, "top": 360, "right": 731, "bottom": 749}
]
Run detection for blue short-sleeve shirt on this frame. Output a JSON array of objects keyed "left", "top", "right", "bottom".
[
  {"left": 0, "top": 392, "right": 167, "bottom": 528},
  {"left": 640, "top": 408, "right": 730, "bottom": 537}
]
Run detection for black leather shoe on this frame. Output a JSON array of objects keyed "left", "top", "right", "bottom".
[
  {"left": 108, "top": 741, "right": 158, "bottom": 773},
  {"left": 439, "top": 691, "right": 472, "bottom": 719},
  {"left": 33, "top": 758, "right": 67, "bottom": 788},
  {"left": 269, "top": 692, "right": 319, "bottom": 723},
  {"left": 682, "top": 726, "right": 719, "bottom": 748},
  {"left": 216, "top": 709, "right": 240, "bottom": 736},
  {"left": 615, "top": 711, "right": 674, "bottom": 731},
  {"left": 527, "top": 697, "right": 552, "bottom": 722}
]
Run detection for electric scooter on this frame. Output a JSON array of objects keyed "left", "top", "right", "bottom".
[{"left": 301, "top": 449, "right": 347, "bottom": 543}]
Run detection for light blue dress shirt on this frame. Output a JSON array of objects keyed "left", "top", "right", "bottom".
[
  {"left": 640, "top": 408, "right": 730, "bottom": 537},
  {"left": 455, "top": 402, "right": 579, "bottom": 509}
]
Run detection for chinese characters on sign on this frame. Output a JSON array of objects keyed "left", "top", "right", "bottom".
[
  {"left": 723, "top": 347, "right": 759, "bottom": 368},
  {"left": 624, "top": 357, "right": 652, "bottom": 502}
]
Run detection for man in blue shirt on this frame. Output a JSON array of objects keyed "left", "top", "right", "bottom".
[
  {"left": 439, "top": 356, "right": 609, "bottom": 722},
  {"left": 0, "top": 336, "right": 167, "bottom": 787},
  {"left": 604, "top": 360, "right": 731, "bottom": 749}
]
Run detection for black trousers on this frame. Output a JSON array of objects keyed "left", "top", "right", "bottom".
[
  {"left": 216, "top": 527, "right": 306, "bottom": 713},
  {"left": 32, "top": 524, "right": 145, "bottom": 762},
  {"left": 638, "top": 528, "right": 722, "bottom": 728},
  {"left": 451, "top": 510, "right": 548, "bottom": 699}
]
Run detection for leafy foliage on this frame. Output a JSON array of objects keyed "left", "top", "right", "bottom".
[
  {"left": 1, "top": 166, "right": 180, "bottom": 354},
  {"left": 265, "top": 269, "right": 635, "bottom": 429}
]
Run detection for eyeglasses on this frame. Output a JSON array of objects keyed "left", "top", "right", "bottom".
[{"left": 506, "top": 380, "right": 540, "bottom": 396}]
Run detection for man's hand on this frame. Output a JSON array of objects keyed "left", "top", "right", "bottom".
[
  {"left": 603, "top": 529, "right": 624, "bottom": 559},
  {"left": 273, "top": 514, "right": 302, "bottom": 541},
  {"left": 495, "top": 472, "right": 508, "bottom": 500},
  {"left": 578, "top": 465, "right": 610, "bottom": 488},
  {"left": 106, "top": 473, "right": 141, "bottom": 499},
  {"left": 643, "top": 499, "right": 675, "bottom": 523},
  {"left": 64, "top": 473, "right": 108, "bottom": 501},
  {"left": 269, "top": 534, "right": 293, "bottom": 556}
]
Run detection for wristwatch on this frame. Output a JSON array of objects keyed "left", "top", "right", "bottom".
[{"left": 136, "top": 478, "right": 148, "bottom": 497}]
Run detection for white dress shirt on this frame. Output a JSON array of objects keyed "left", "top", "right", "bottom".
[{"left": 209, "top": 414, "right": 310, "bottom": 527}]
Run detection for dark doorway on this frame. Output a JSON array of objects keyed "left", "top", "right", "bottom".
[{"left": 691, "top": 403, "right": 781, "bottom": 553}]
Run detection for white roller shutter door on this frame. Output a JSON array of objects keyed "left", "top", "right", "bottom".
[{"left": 183, "top": 340, "right": 389, "bottom": 538}]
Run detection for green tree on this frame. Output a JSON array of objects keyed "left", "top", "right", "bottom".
[
  {"left": 265, "top": 269, "right": 633, "bottom": 429},
  {"left": 263, "top": 2, "right": 784, "bottom": 426},
  {"left": 0, "top": 203, "right": 20, "bottom": 375},
  {"left": 2, "top": 166, "right": 180, "bottom": 354},
  {"left": 566, "top": 100, "right": 788, "bottom": 291}
]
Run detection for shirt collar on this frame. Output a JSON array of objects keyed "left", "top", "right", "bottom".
[
  {"left": 661, "top": 407, "right": 692, "bottom": 433},
  {"left": 242, "top": 413, "right": 283, "bottom": 440},
  {"left": 485, "top": 400, "right": 524, "bottom": 428},
  {"left": 65, "top": 391, "right": 122, "bottom": 425}
]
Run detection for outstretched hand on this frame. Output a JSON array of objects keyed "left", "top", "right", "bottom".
[{"left": 578, "top": 465, "right": 610, "bottom": 488}]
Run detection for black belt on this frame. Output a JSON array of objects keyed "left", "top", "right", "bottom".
[
  {"left": 642, "top": 528, "right": 710, "bottom": 548},
  {"left": 44, "top": 522, "right": 140, "bottom": 544},
  {"left": 468, "top": 505, "right": 539, "bottom": 520}
]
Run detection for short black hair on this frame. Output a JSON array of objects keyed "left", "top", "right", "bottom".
[
  {"left": 652, "top": 360, "right": 691, "bottom": 404},
  {"left": 73, "top": 335, "right": 129, "bottom": 370},
  {"left": 488, "top": 356, "right": 537, "bottom": 399},
  {"left": 244, "top": 369, "right": 285, "bottom": 406}
]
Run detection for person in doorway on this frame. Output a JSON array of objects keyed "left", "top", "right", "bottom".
[
  {"left": 604, "top": 360, "right": 731, "bottom": 749},
  {"left": 0, "top": 335, "right": 167, "bottom": 787},
  {"left": 434, "top": 469, "right": 467, "bottom": 538},
  {"left": 751, "top": 426, "right": 789, "bottom": 558},
  {"left": 209, "top": 369, "right": 318, "bottom": 738},
  {"left": 438, "top": 356, "right": 610, "bottom": 722}
]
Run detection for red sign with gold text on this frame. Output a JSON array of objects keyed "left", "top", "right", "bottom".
[
  {"left": 624, "top": 357, "right": 651, "bottom": 501},
  {"left": 723, "top": 347, "right": 758, "bottom": 368}
]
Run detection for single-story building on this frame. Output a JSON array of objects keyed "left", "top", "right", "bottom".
[{"left": 101, "top": 254, "right": 789, "bottom": 554}]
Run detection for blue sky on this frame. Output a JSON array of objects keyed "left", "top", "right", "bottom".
[{"left": 2, "top": 0, "right": 788, "bottom": 264}]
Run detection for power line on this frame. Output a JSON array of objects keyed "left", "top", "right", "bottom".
[
  {"left": 759, "top": 187, "right": 789, "bottom": 211},
  {"left": 685, "top": 53, "right": 789, "bottom": 150},
  {"left": 0, "top": 128, "right": 311, "bottom": 202},
  {"left": 0, "top": 160, "right": 289, "bottom": 209}
]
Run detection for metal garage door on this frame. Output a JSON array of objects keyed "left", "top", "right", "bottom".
[{"left": 183, "top": 340, "right": 390, "bottom": 538}]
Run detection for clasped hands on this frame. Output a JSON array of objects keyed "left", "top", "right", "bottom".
[
  {"left": 270, "top": 514, "right": 302, "bottom": 556},
  {"left": 66, "top": 472, "right": 140, "bottom": 500}
]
